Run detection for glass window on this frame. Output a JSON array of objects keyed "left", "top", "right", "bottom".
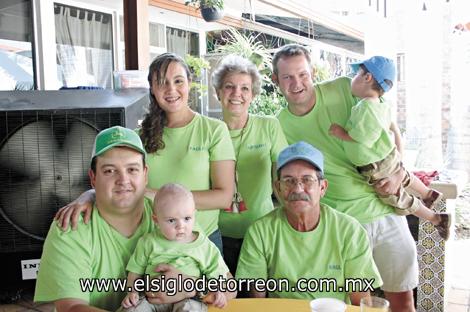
[
  {"left": 149, "top": 22, "right": 166, "bottom": 62},
  {"left": 150, "top": 22, "right": 165, "bottom": 48},
  {"left": 0, "top": 0, "right": 35, "bottom": 90},
  {"left": 166, "top": 27, "right": 199, "bottom": 58},
  {"left": 55, "top": 3, "right": 113, "bottom": 88}
]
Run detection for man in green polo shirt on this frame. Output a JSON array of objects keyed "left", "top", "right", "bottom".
[
  {"left": 34, "top": 126, "right": 195, "bottom": 311},
  {"left": 236, "top": 142, "right": 382, "bottom": 305},
  {"left": 273, "top": 44, "right": 418, "bottom": 312}
]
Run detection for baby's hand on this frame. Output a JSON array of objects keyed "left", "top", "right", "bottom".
[
  {"left": 203, "top": 291, "right": 228, "bottom": 308},
  {"left": 329, "top": 123, "right": 343, "bottom": 137},
  {"left": 122, "top": 292, "right": 140, "bottom": 308}
]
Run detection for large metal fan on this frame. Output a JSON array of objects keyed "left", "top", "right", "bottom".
[{"left": 0, "top": 119, "right": 97, "bottom": 241}]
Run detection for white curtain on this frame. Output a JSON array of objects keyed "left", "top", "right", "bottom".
[
  {"left": 166, "top": 27, "right": 190, "bottom": 58},
  {"left": 55, "top": 4, "right": 113, "bottom": 88}
]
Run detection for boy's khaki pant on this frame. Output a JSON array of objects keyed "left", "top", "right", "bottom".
[{"left": 358, "top": 148, "right": 421, "bottom": 215}]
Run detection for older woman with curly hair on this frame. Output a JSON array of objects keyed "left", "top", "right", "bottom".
[{"left": 212, "top": 55, "right": 287, "bottom": 275}]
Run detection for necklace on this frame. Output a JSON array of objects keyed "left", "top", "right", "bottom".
[
  {"left": 227, "top": 115, "right": 249, "bottom": 213},
  {"left": 234, "top": 128, "right": 245, "bottom": 163},
  {"left": 227, "top": 115, "right": 249, "bottom": 138},
  {"left": 230, "top": 115, "right": 249, "bottom": 160},
  {"left": 230, "top": 129, "right": 244, "bottom": 139}
]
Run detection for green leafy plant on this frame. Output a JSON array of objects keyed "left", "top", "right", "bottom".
[
  {"left": 249, "top": 89, "right": 287, "bottom": 116},
  {"left": 185, "top": 0, "right": 224, "bottom": 10},
  {"left": 185, "top": 54, "right": 210, "bottom": 98},
  {"left": 185, "top": 54, "right": 210, "bottom": 79},
  {"left": 213, "top": 28, "right": 272, "bottom": 87}
]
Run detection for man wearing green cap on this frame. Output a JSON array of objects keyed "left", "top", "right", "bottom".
[{"left": 34, "top": 126, "right": 195, "bottom": 311}]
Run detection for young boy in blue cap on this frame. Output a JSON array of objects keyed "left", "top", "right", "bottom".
[{"left": 329, "top": 56, "right": 451, "bottom": 240}]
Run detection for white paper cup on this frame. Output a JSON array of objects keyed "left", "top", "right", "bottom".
[{"left": 310, "top": 298, "right": 347, "bottom": 312}]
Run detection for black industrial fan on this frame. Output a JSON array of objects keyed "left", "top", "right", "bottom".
[
  {"left": 0, "top": 89, "right": 148, "bottom": 295},
  {"left": 0, "top": 119, "right": 96, "bottom": 244}
]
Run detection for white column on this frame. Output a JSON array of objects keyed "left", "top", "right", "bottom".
[{"left": 33, "top": 0, "right": 60, "bottom": 90}]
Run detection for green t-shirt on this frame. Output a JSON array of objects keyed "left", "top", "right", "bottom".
[
  {"left": 127, "top": 230, "right": 229, "bottom": 279},
  {"left": 145, "top": 113, "right": 235, "bottom": 236},
  {"left": 219, "top": 115, "right": 288, "bottom": 238},
  {"left": 34, "top": 199, "right": 155, "bottom": 311},
  {"left": 343, "top": 98, "right": 394, "bottom": 166},
  {"left": 277, "top": 77, "right": 393, "bottom": 224},
  {"left": 235, "top": 205, "right": 382, "bottom": 302}
]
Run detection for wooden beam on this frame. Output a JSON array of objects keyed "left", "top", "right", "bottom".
[{"left": 123, "top": 0, "right": 150, "bottom": 70}]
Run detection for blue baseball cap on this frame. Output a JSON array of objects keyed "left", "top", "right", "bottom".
[
  {"left": 350, "top": 56, "right": 396, "bottom": 92},
  {"left": 277, "top": 141, "right": 324, "bottom": 174}
]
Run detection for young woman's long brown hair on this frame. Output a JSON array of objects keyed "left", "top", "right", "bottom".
[{"left": 140, "top": 53, "right": 191, "bottom": 153}]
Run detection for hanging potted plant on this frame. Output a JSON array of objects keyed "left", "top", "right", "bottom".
[{"left": 185, "top": 0, "right": 224, "bottom": 22}]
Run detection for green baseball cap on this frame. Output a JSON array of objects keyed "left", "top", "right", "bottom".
[{"left": 91, "top": 126, "right": 146, "bottom": 162}]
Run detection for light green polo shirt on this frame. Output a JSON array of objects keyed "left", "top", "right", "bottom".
[
  {"left": 34, "top": 198, "right": 155, "bottom": 311},
  {"left": 219, "top": 115, "right": 288, "bottom": 238},
  {"left": 277, "top": 77, "right": 394, "bottom": 224},
  {"left": 236, "top": 205, "right": 382, "bottom": 302},
  {"left": 145, "top": 113, "right": 235, "bottom": 236},
  {"left": 343, "top": 98, "right": 394, "bottom": 166},
  {"left": 127, "top": 230, "right": 229, "bottom": 279}
]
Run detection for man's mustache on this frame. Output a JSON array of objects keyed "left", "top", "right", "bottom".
[{"left": 287, "top": 192, "right": 311, "bottom": 201}]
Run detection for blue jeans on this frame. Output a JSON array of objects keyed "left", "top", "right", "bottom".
[{"left": 208, "top": 229, "right": 223, "bottom": 256}]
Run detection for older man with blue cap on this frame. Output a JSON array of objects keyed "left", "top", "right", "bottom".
[{"left": 236, "top": 141, "right": 382, "bottom": 305}]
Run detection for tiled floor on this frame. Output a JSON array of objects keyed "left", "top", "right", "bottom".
[{"left": 2, "top": 239, "right": 470, "bottom": 312}]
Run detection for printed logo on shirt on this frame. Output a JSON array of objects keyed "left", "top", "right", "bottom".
[
  {"left": 328, "top": 264, "right": 341, "bottom": 270},
  {"left": 189, "top": 146, "right": 207, "bottom": 152},
  {"left": 247, "top": 143, "right": 266, "bottom": 150}
]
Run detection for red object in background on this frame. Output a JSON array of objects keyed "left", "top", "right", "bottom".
[
  {"left": 224, "top": 200, "right": 247, "bottom": 213},
  {"left": 412, "top": 170, "right": 439, "bottom": 186},
  {"left": 238, "top": 200, "right": 247, "bottom": 212}
]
